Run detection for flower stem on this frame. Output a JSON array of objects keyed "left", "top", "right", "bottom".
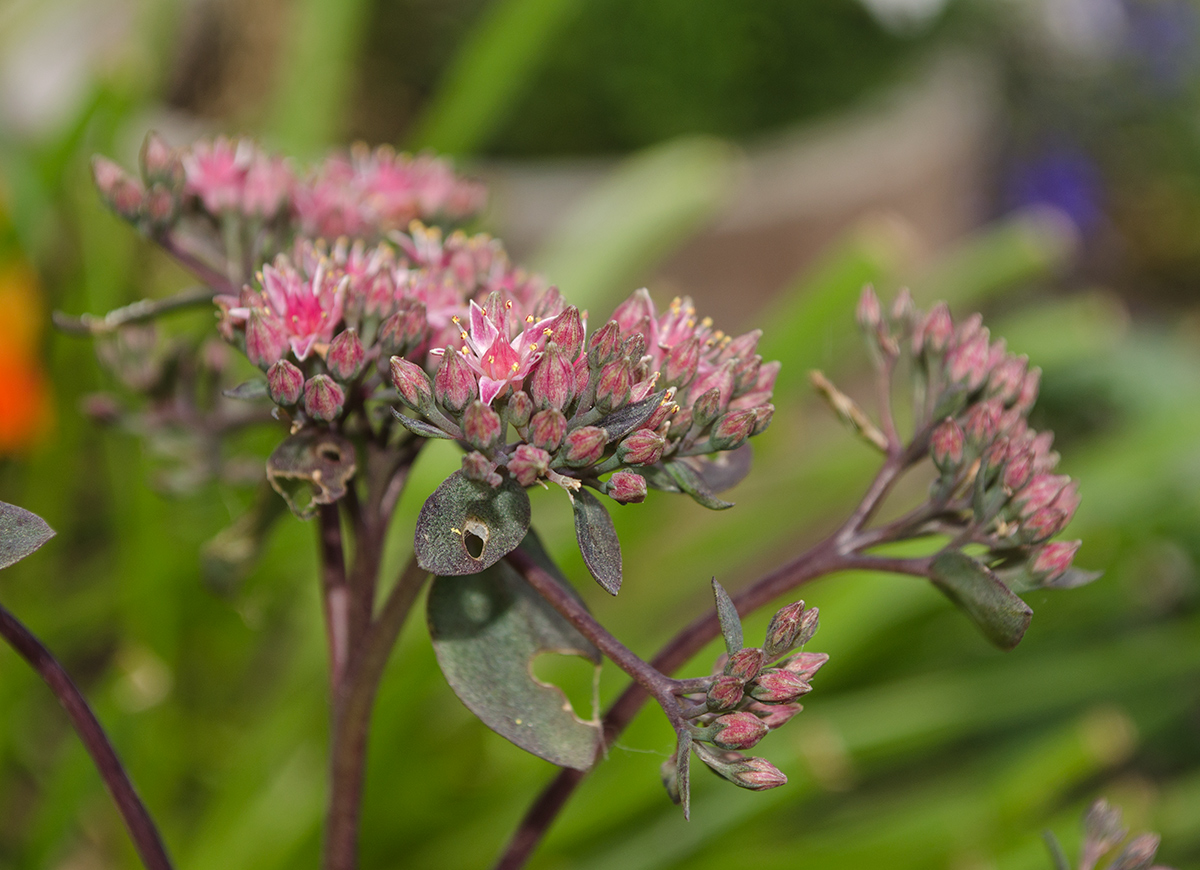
[{"left": 0, "top": 603, "right": 173, "bottom": 870}]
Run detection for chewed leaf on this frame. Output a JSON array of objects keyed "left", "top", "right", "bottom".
[
  {"left": 665, "top": 460, "right": 734, "bottom": 510},
  {"left": 930, "top": 550, "right": 1033, "bottom": 650},
  {"left": 680, "top": 443, "right": 753, "bottom": 494},
  {"left": 266, "top": 430, "right": 357, "bottom": 519},
  {"left": 596, "top": 389, "right": 668, "bottom": 442},
  {"left": 711, "top": 579, "right": 743, "bottom": 654},
  {"left": 570, "top": 488, "right": 622, "bottom": 595},
  {"left": 0, "top": 502, "right": 55, "bottom": 570},
  {"left": 427, "top": 542, "right": 602, "bottom": 770},
  {"left": 415, "top": 471, "right": 531, "bottom": 575}
]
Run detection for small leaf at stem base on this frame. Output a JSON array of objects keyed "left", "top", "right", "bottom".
[
  {"left": 265, "top": 430, "right": 357, "bottom": 519},
  {"left": 415, "top": 471, "right": 531, "bottom": 575},
  {"left": 0, "top": 502, "right": 55, "bottom": 570},
  {"left": 665, "top": 460, "right": 734, "bottom": 510},
  {"left": 930, "top": 550, "right": 1033, "bottom": 650},
  {"left": 570, "top": 488, "right": 622, "bottom": 595},
  {"left": 711, "top": 579, "right": 743, "bottom": 655},
  {"left": 427, "top": 534, "right": 601, "bottom": 769}
]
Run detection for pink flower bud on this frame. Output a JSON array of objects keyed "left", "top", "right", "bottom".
[
  {"left": 390, "top": 356, "right": 434, "bottom": 411},
  {"left": 326, "top": 328, "right": 365, "bottom": 381},
  {"left": 547, "top": 306, "right": 585, "bottom": 359},
  {"left": 756, "top": 703, "right": 804, "bottom": 731},
  {"left": 462, "top": 451, "right": 501, "bottom": 487},
  {"left": 1016, "top": 473, "right": 1071, "bottom": 517},
  {"left": 691, "top": 360, "right": 735, "bottom": 413},
  {"left": 588, "top": 320, "right": 622, "bottom": 366},
  {"left": 781, "top": 651, "right": 829, "bottom": 681},
  {"left": 710, "top": 711, "right": 769, "bottom": 751},
  {"left": 1022, "top": 506, "right": 1069, "bottom": 543},
  {"left": 1002, "top": 447, "right": 1035, "bottom": 491},
  {"left": 506, "top": 390, "right": 533, "bottom": 427},
  {"left": 606, "top": 470, "right": 647, "bottom": 504},
  {"left": 662, "top": 338, "right": 701, "bottom": 388},
  {"left": 749, "top": 669, "right": 813, "bottom": 704},
  {"left": 507, "top": 444, "right": 550, "bottom": 487},
  {"left": 379, "top": 304, "right": 428, "bottom": 354},
  {"left": 434, "top": 347, "right": 476, "bottom": 413},
  {"left": 706, "top": 675, "right": 745, "bottom": 712},
  {"left": 856, "top": 286, "right": 882, "bottom": 331},
  {"left": 139, "top": 132, "right": 183, "bottom": 187},
  {"left": 617, "top": 428, "right": 666, "bottom": 466},
  {"left": 267, "top": 359, "right": 304, "bottom": 405},
  {"left": 642, "top": 394, "right": 674, "bottom": 431},
  {"left": 92, "top": 156, "right": 145, "bottom": 220},
  {"left": 611, "top": 288, "right": 656, "bottom": 334},
  {"left": 725, "top": 648, "right": 764, "bottom": 682},
  {"left": 923, "top": 303, "right": 954, "bottom": 354},
  {"left": 245, "top": 310, "right": 288, "bottom": 368},
  {"left": 947, "top": 332, "right": 992, "bottom": 390},
  {"left": 463, "top": 400, "right": 503, "bottom": 449},
  {"left": 692, "top": 388, "right": 722, "bottom": 429},
  {"left": 764, "top": 601, "right": 806, "bottom": 660},
  {"left": 750, "top": 403, "right": 774, "bottom": 436},
  {"left": 528, "top": 408, "right": 567, "bottom": 451},
  {"left": 562, "top": 425, "right": 606, "bottom": 467},
  {"left": 1014, "top": 367, "right": 1041, "bottom": 413},
  {"left": 931, "top": 418, "right": 965, "bottom": 471},
  {"left": 710, "top": 408, "right": 756, "bottom": 451},
  {"left": 963, "top": 399, "right": 1002, "bottom": 445},
  {"left": 1031, "top": 540, "right": 1081, "bottom": 583},
  {"left": 989, "top": 354, "right": 1028, "bottom": 404},
  {"left": 729, "top": 757, "right": 787, "bottom": 790},
  {"left": 304, "top": 374, "right": 345, "bottom": 421},
  {"left": 595, "top": 359, "right": 632, "bottom": 413},
  {"left": 529, "top": 344, "right": 574, "bottom": 410}
]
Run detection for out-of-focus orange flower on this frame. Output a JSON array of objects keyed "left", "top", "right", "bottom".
[{"left": 0, "top": 262, "right": 53, "bottom": 453}]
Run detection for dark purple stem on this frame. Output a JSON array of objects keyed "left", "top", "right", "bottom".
[
  {"left": 0, "top": 604, "right": 173, "bottom": 870},
  {"left": 318, "top": 504, "right": 351, "bottom": 693}
]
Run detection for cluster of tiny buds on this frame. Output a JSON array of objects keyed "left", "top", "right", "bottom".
[
  {"left": 859, "top": 286, "right": 1084, "bottom": 589},
  {"left": 389, "top": 287, "right": 778, "bottom": 502},
  {"left": 682, "top": 601, "right": 825, "bottom": 791}
]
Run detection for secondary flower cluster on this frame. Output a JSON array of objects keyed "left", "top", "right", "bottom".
[
  {"left": 390, "top": 287, "right": 778, "bottom": 504},
  {"left": 860, "top": 288, "right": 1085, "bottom": 589},
  {"left": 91, "top": 133, "right": 486, "bottom": 267}
]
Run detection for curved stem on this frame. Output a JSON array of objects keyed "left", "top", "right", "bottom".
[
  {"left": 52, "top": 286, "right": 217, "bottom": 336},
  {"left": 0, "top": 604, "right": 173, "bottom": 870},
  {"left": 318, "top": 504, "right": 351, "bottom": 692}
]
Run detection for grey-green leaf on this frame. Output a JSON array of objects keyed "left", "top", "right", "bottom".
[
  {"left": 391, "top": 408, "right": 454, "bottom": 440},
  {"left": 679, "top": 443, "right": 753, "bottom": 494},
  {"left": 427, "top": 547, "right": 602, "bottom": 770},
  {"left": 665, "top": 459, "right": 734, "bottom": 510},
  {"left": 222, "top": 379, "right": 269, "bottom": 400},
  {"left": 930, "top": 550, "right": 1033, "bottom": 650},
  {"left": 0, "top": 502, "right": 55, "bottom": 570},
  {"left": 415, "top": 471, "right": 531, "bottom": 575},
  {"left": 711, "top": 578, "right": 743, "bottom": 654},
  {"left": 596, "top": 390, "right": 667, "bottom": 442},
  {"left": 571, "top": 487, "right": 622, "bottom": 595}
]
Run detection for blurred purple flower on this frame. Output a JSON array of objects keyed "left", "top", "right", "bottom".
[{"left": 1005, "top": 145, "right": 1105, "bottom": 235}]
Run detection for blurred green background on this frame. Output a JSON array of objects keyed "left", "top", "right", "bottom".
[{"left": 1, "top": 0, "right": 1198, "bottom": 868}]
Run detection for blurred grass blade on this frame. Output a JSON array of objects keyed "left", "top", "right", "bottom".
[
  {"left": 531, "top": 136, "right": 736, "bottom": 313},
  {"left": 408, "top": 0, "right": 584, "bottom": 155},
  {"left": 268, "top": 0, "right": 372, "bottom": 154}
]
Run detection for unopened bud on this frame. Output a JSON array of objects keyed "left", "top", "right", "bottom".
[
  {"left": 506, "top": 390, "right": 533, "bottom": 428},
  {"left": 988, "top": 354, "right": 1028, "bottom": 404},
  {"left": 923, "top": 303, "right": 954, "bottom": 354},
  {"left": 561, "top": 425, "right": 606, "bottom": 467},
  {"left": 706, "top": 675, "right": 745, "bottom": 712},
  {"left": 1002, "top": 447, "right": 1035, "bottom": 491},
  {"left": 529, "top": 344, "right": 574, "bottom": 410},
  {"left": 304, "top": 374, "right": 345, "bottom": 421},
  {"left": 749, "top": 669, "right": 812, "bottom": 703},
  {"left": 856, "top": 286, "right": 882, "bottom": 331},
  {"left": 724, "top": 648, "right": 764, "bottom": 682},
  {"left": 693, "top": 388, "right": 722, "bottom": 430},
  {"left": 710, "top": 711, "right": 768, "bottom": 751},
  {"left": 245, "top": 311, "right": 288, "bottom": 368},
  {"left": 1030, "top": 539, "right": 1081, "bottom": 583},
  {"left": 1108, "top": 834, "right": 1160, "bottom": 870},
  {"left": 617, "top": 428, "right": 666, "bottom": 466},
  {"left": 507, "top": 444, "right": 550, "bottom": 486},
  {"left": 434, "top": 347, "right": 476, "bottom": 413},
  {"left": 1021, "top": 506, "right": 1069, "bottom": 543},
  {"left": 326, "top": 328, "right": 365, "bottom": 381},
  {"left": 947, "top": 332, "right": 991, "bottom": 391},
  {"left": 662, "top": 338, "right": 701, "bottom": 388},
  {"left": 595, "top": 359, "right": 632, "bottom": 412},
  {"left": 390, "top": 356, "right": 434, "bottom": 411},
  {"left": 1014, "top": 367, "right": 1041, "bottom": 413},
  {"left": 267, "top": 359, "right": 304, "bottom": 405},
  {"left": 139, "top": 131, "right": 183, "bottom": 188},
  {"left": 462, "top": 451, "right": 501, "bottom": 487},
  {"left": 379, "top": 304, "right": 427, "bottom": 354},
  {"left": 92, "top": 156, "right": 144, "bottom": 220},
  {"left": 729, "top": 757, "right": 787, "bottom": 790},
  {"left": 750, "top": 403, "right": 774, "bottom": 436},
  {"left": 528, "top": 409, "right": 567, "bottom": 452},
  {"left": 463, "top": 400, "right": 503, "bottom": 449},
  {"left": 1016, "top": 473, "right": 1071, "bottom": 516},
  {"left": 963, "top": 399, "right": 1002, "bottom": 445},
  {"left": 781, "top": 651, "right": 829, "bottom": 681},
  {"left": 710, "top": 408, "right": 756, "bottom": 451},
  {"left": 757, "top": 703, "right": 804, "bottom": 731},
  {"left": 547, "top": 306, "right": 585, "bottom": 359},
  {"left": 605, "top": 471, "right": 647, "bottom": 504},
  {"left": 587, "top": 320, "right": 621, "bottom": 367},
  {"left": 931, "top": 418, "right": 965, "bottom": 471},
  {"left": 143, "top": 186, "right": 178, "bottom": 227},
  {"left": 763, "top": 602, "right": 806, "bottom": 660}
]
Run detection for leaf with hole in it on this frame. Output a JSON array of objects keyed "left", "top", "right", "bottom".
[
  {"left": 416, "top": 471, "right": 531, "bottom": 575},
  {"left": 570, "top": 487, "right": 621, "bottom": 595},
  {"left": 265, "top": 430, "right": 357, "bottom": 519},
  {"left": 595, "top": 390, "right": 667, "bottom": 442},
  {"left": 930, "top": 550, "right": 1033, "bottom": 650},
  {"left": 711, "top": 579, "right": 743, "bottom": 655},
  {"left": 679, "top": 443, "right": 753, "bottom": 494},
  {"left": 665, "top": 459, "right": 734, "bottom": 510},
  {"left": 0, "top": 502, "right": 55, "bottom": 571},
  {"left": 427, "top": 540, "right": 601, "bottom": 770}
]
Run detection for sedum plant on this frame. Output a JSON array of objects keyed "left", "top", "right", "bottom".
[{"left": 1, "top": 132, "right": 1098, "bottom": 870}]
